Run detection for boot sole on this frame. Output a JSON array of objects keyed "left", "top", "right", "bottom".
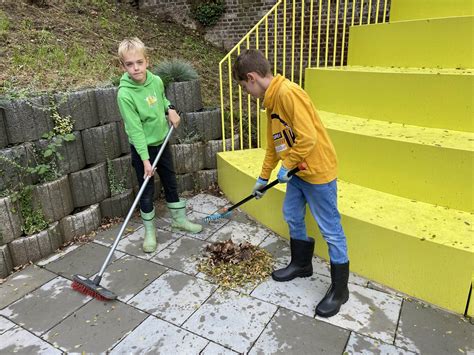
[{"left": 271, "top": 270, "right": 313, "bottom": 282}]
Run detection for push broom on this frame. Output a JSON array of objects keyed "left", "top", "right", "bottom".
[
  {"left": 71, "top": 126, "right": 174, "bottom": 301},
  {"left": 204, "top": 163, "right": 306, "bottom": 223}
]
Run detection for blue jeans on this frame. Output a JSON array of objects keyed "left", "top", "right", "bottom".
[{"left": 283, "top": 176, "right": 349, "bottom": 264}]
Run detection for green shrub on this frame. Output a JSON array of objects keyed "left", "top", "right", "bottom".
[
  {"left": 189, "top": 0, "right": 226, "bottom": 27},
  {"left": 151, "top": 59, "right": 198, "bottom": 88}
]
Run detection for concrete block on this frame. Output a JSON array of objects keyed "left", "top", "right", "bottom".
[
  {"left": 69, "top": 163, "right": 110, "bottom": 208},
  {"left": 0, "top": 196, "right": 23, "bottom": 245},
  {"left": 204, "top": 136, "right": 240, "bottom": 169},
  {"left": 116, "top": 120, "right": 131, "bottom": 154},
  {"left": 1, "top": 95, "right": 54, "bottom": 144},
  {"left": 81, "top": 122, "right": 121, "bottom": 164},
  {"left": 176, "top": 173, "right": 194, "bottom": 193},
  {"left": 0, "top": 143, "right": 38, "bottom": 191},
  {"left": 107, "top": 154, "right": 135, "bottom": 191},
  {"left": 35, "top": 131, "right": 86, "bottom": 175},
  {"left": 0, "top": 105, "right": 8, "bottom": 148},
  {"left": 32, "top": 175, "right": 74, "bottom": 223},
  {"left": 185, "top": 107, "right": 222, "bottom": 141},
  {"left": 100, "top": 189, "right": 134, "bottom": 218},
  {"left": 54, "top": 89, "right": 99, "bottom": 131},
  {"left": 0, "top": 244, "right": 13, "bottom": 278},
  {"left": 60, "top": 204, "right": 101, "bottom": 243},
  {"left": 193, "top": 169, "right": 218, "bottom": 191},
  {"left": 95, "top": 86, "right": 122, "bottom": 124},
  {"left": 166, "top": 79, "right": 203, "bottom": 113},
  {"left": 170, "top": 142, "right": 205, "bottom": 174}
]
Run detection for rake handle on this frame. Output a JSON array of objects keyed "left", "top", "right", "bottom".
[{"left": 226, "top": 163, "right": 305, "bottom": 213}]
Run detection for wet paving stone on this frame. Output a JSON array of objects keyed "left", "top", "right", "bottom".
[
  {"left": 92, "top": 218, "right": 142, "bottom": 246},
  {"left": 201, "top": 342, "right": 239, "bottom": 354},
  {"left": 345, "top": 332, "right": 416, "bottom": 354},
  {"left": 128, "top": 269, "right": 217, "bottom": 326},
  {"left": 0, "top": 316, "right": 16, "bottom": 335},
  {"left": 0, "top": 326, "right": 61, "bottom": 354},
  {"left": 0, "top": 276, "right": 90, "bottom": 336},
  {"left": 186, "top": 194, "right": 230, "bottom": 214},
  {"left": 0, "top": 265, "right": 56, "bottom": 309},
  {"left": 44, "top": 242, "right": 123, "bottom": 280},
  {"left": 36, "top": 244, "right": 80, "bottom": 267},
  {"left": 110, "top": 315, "right": 209, "bottom": 354},
  {"left": 99, "top": 255, "right": 167, "bottom": 302},
  {"left": 249, "top": 307, "right": 349, "bottom": 354},
  {"left": 43, "top": 299, "right": 147, "bottom": 353},
  {"left": 151, "top": 235, "right": 209, "bottom": 275},
  {"left": 115, "top": 227, "right": 181, "bottom": 260},
  {"left": 182, "top": 289, "right": 278, "bottom": 353},
  {"left": 177, "top": 211, "right": 229, "bottom": 240},
  {"left": 395, "top": 299, "right": 474, "bottom": 354},
  {"left": 207, "top": 220, "right": 271, "bottom": 245}
]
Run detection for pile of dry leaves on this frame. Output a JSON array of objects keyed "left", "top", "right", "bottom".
[{"left": 197, "top": 239, "right": 273, "bottom": 289}]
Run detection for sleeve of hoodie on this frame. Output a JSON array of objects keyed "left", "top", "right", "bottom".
[
  {"left": 280, "top": 89, "right": 317, "bottom": 169},
  {"left": 117, "top": 92, "right": 150, "bottom": 161},
  {"left": 259, "top": 111, "right": 280, "bottom": 180}
]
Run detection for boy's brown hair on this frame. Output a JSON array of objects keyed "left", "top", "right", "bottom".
[
  {"left": 118, "top": 37, "right": 147, "bottom": 63},
  {"left": 232, "top": 49, "right": 272, "bottom": 81}
]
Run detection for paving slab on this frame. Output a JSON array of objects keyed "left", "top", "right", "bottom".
[
  {"left": 115, "top": 227, "right": 181, "bottom": 260},
  {"left": 151, "top": 235, "right": 210, "bottom": 275},
  {"left": 252, "top": 273, "right": 325, "bottom": 317},
  {"left": 186, "top": 193, "right": 230, "bottom": 214},
  {"left": 0, "top": 276, "right": 90, "bottom": 336},
  {"left": 0, "top": 316, "right": 16, "bottom": 335},
  {"left": 110, "top": 315, "right": 209, "bottom": 354},
  {"left": 182, "top": 289, "right": 278, "bottom": 353},
  {"left": 317, "top": 281, "right": 403, "bottom": 343},
  {"left": 395, "top": 299, "right": 474, "bottom": 354},
  {"left": 207, "top": 219, "right": 271, "bottom": 245},
  {"left": 44, "top": 242, "right": 123, "bottom": 280},
  {"left": 128, "top": 269, "right": 217, "bottom": 326},
  {"left": 201, "top": 342, "right": 239, "bottom": 354},
  {"left": 0, "top": 326, "right": 61, "bottom": 354},
  {"left": 36, "top": 244, "right": 80, "bottom": 267},
  {"left": 0, "top": 265, "right": 56, "bottom": 309},
  {"left": 92, "top": 218, "right": 142, "bottom": 246},
  {"left": 176, "top": 211, "right": 229, "bottom": 240},
  {"left": 249, "top": 307, "right": 349, "bottom": 354},
  {"left": 345, "top": 332, "right": 416, "bottom": 354},
  {"left": 43, "top": 299, "right": 147, "bottom": 353},
  {"left": 98, "top": 255, "right": 168, "bottom": 302}
]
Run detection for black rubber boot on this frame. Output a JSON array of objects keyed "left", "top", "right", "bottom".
[
  {"left": 315, "top": 261, "right": 350, "bottom": 317},
  {"left": 272, "top": 238, "right": 315, "bottom": 282}
]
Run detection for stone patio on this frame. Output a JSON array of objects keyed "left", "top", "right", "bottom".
[{"left": 0, "top": 193, "right": 472, "bottom": 354}]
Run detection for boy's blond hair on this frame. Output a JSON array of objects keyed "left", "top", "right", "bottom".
[
  {"left": 118, "top": 37, "right": 147, "bottom": 63},
  {"left": 232, "top": 49, "right": 271, "bottom": 81}
]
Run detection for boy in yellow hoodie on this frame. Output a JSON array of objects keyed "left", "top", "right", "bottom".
[{"left": 233, "top": 49, "right": 349, "bottom": 318}]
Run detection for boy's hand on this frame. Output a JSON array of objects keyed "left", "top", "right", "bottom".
[
  {"left": 252, "top": 177, "right": 268, "bottom": 199},
  {"left": 277, "top": 165, "right": 292, "bottom": 183},
  {"left": 168, "top": 109, "right": 181, "bottom": 128},
  {"left": 143, "top": 160, "right": 155, "bottom": 178}
]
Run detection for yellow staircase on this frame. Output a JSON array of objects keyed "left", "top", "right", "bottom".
[{"left": 217, "top": 0, "right": 474, "bottom": 315}]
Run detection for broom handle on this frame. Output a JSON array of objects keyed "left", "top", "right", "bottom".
[
  {"left": 95, "top": 126, "right": 174, "bottom": 281},
  {"left": 226, "top": 163, "right": 305, "bottom": 213}
]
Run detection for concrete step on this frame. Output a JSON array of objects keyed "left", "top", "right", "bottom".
[
  {"left": 348, "top": 16, "right": 474, "bottom": 69},
  {"left": 305, "top": 66, "right": 473, "bottom": 132},
  {"left": 217, "top": 148, "right": 473, "bottom": 315},
  {"left": 319, "top": 110, "right": 474, "bottom": 212},
  {"left": 390, "top": 0, "right": 474, "bottom": 21}
]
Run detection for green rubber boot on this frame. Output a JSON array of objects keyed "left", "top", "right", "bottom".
[
  {"left": 167, "top": 200, "right": 203, "bottom": 233},
  {"left": 141, "top": 209, "right": 157, "bottom": 253}
]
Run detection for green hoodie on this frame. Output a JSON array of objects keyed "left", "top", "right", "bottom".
[{"left": 117, "top": 70, "right": 171, "bottom": 161}]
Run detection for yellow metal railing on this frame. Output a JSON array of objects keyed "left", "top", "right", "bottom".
[{"left": 219, "top": 0, "right": 390, "bottom": 151}]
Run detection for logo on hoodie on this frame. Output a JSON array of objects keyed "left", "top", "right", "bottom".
[{"left": 145, "top": 95, "right": 158, "bottom": 107}]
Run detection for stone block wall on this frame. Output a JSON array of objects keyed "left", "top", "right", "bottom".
[{"left": 0, "top": 81, "right": 226, "bottom": 277}]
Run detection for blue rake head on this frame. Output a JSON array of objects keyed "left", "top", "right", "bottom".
[{"left": 203, "top": 210, "right": 232, "bottom": 223}]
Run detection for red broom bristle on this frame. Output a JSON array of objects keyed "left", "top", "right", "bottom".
[{"left": 71, "top": 280, "right": 108, "bottom": 301}]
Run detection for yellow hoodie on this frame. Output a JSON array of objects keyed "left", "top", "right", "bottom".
[{"left": 261, "top": 75, "right": 337, "bottom": 184}]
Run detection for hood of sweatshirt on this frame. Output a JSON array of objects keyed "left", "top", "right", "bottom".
[
  {"left": 119, "top": 69, "right": 155, "bottom": 89},
  {"left": 263, "top": 74, "right": 286, "bottom": 111}
]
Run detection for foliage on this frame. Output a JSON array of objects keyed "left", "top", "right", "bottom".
[
  {"left": 151, "top": 59, "right": 199, "bottom": 88},
  {"left": 197, "top": 239, "right": 274, "bottom": 289},
  {"left": 10, "top": 185, "right": 48, "bottom": 235},
  {"left": 107, "top": 159, "right": 126, "bottom": 196},
  {"left": 189, "top": 0, "right": 226, "bottom": 27}
]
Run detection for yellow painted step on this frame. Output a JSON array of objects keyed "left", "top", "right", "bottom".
[
  {"left": 305, "top": 66, "right": 474, "bottom": 132},
  {"left": 320, "top": 110, "right": 474, "bottom": 212},
  {"left": 348, "top": 16, "right": 474, "bottom": 69},
  {"left": 390, "top": 0, "right": 474, "bottom": 21},
  {"left": 217, "top": 148, "right": 473, "bottom": 315}
]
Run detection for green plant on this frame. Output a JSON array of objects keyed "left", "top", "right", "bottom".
[
  {"left": 189, "top": 0, "right": 226, "bottom": 27},
  {"left": 11, "top": 185, "right": 48, "bottom": 235},
  {"left": 107, "top": 159, "right": 126, "bottom": 196},
  {"left": 151, "top": 59, "right": 199, "bottom": 88}
]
